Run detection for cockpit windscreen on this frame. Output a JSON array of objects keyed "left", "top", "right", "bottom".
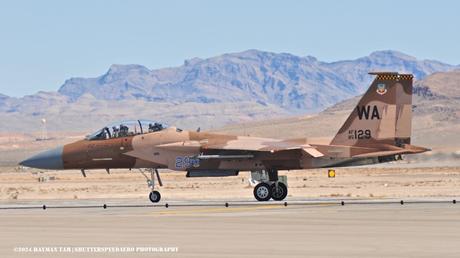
[{"left": 86, "top": 120, "right": 168, "bottom": 140}]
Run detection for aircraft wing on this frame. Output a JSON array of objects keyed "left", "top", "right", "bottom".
[
  {"left": 150, "top": 136, "right": 324, "bottom": 159},
  {"left": 198, "top": 136, "right": 324, "bottom": 158},
  {"left": 299, "top": 147, "right": 324, "bottom": 158}
]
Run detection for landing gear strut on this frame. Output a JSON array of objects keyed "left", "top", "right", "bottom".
[
  {"left": 251, "top": 169, "right": 288, "bottom": 201},
  {"left": 140, "top": 168, "right": 163, "bottom": 203}
]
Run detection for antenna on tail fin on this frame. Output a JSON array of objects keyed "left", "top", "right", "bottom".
[{"left": 330, "top": 72, "right": 414, "bottom": 147}]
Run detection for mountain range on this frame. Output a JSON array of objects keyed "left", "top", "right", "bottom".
[{"left": 0, "top": 50, "right": 458, "bottom": 132}]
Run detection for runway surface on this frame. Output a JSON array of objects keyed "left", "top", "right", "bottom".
[{"left": 0, "top": 199, "right": 459, "bottom": 257}]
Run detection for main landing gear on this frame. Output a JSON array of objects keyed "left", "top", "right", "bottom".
[
  {"left": 140, "top": 168, "right": 163, "bottom": 203},
  {"left": 253, "top": 182, "right": 271, "bottom": 201},
  {"left": 252, "top": 169, "right": 288, "bottom": 202}
]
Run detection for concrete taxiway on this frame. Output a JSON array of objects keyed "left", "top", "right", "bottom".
[{"left": 0, "top": 199, "right": 459, "bottom": 257}]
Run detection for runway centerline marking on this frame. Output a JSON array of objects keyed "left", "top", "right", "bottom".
[
  {"left": 151, "top": 203, "right": 337, "bottom": 216},
  {"left": 154, "top": 205, "right": 280, "bottom": 215}
]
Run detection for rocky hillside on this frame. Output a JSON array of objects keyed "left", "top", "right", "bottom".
[
  {"left": 325, "top": 51, "right": 455, "bottom": 92},
  {"left": 0, "top": 50, "right": 458, "bottom": 133},
  {"left": 57, "top": 50, "right": 456, "bottom": 112}
]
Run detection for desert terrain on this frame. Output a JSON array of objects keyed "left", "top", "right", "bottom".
[{"left": 0, "top": 164, "right": 459, "bottom": 202}]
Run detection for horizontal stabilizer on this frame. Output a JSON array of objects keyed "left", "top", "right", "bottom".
[
  {"left": 352, "top": 144, "right": 429, "bottom": 158},
  {"left": 352, "top": 149, "right": 406, "bottom": 158}
]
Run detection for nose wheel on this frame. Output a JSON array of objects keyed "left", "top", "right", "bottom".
[
  {"left": 139, "top": 168, "right": 163, "bottom": 203},
  {"left": 149, "top": 191, "right": 161, "bottom": 203}
]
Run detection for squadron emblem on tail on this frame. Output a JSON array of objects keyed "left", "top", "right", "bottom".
[{"left": 376, "top": 83, "right": 387, "bottom": 95}]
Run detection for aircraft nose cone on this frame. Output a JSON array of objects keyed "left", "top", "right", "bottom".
[{"left": 19, "top": 146, "right": 64, "bottom": 169}]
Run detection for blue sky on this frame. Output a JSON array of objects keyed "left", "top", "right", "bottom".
[{"left": 0, "top": 0, "right": 459, "bottom": 97}]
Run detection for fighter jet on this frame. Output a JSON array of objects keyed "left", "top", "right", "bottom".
[{"left": 20, "top": 72, "right": 429, "bottom": 202}]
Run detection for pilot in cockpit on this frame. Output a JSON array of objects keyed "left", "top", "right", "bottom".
[
  {"left": 112, "top": 126, "right": 119, "bottom": 138},
  {"left": 119, "top": 124, "right": 129, "bottom": 137},
  {"left": 148, "top": 123, "right": 155, "bottom": 132},
  {"left": 148, "top": 122, "right": 163, "bottom": 132}
]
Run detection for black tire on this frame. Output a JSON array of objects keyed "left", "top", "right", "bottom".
[
  {"left": 271, "top": 182, "right": 288, "bottom": 201},
  {"left": 149, "top": 191, "right": 161, "bottom": 203},
  {"left": 253, "top": 182, "right": 272, "bottom": 201}
]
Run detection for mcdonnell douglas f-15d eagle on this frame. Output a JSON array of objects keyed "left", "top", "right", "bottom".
[{"left": 20, "top": 72, "right": 429, "bottom": 203}]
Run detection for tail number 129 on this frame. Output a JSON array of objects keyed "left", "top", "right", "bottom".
[{"left": 348, "top": 129, "right": 371, "bottom": 140}]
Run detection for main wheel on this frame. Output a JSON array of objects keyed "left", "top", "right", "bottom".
[
  {"left": 149, "top": 191, "right": 161, "bottom": 203},
  {"left": 270, "top": 182, "right": 288, "bottom": 201},
  {"left": 253, "top": 182, "right": 272, "bottom": 201}
]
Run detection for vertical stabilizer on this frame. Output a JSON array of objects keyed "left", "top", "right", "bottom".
[{"left": 331, "top": 72, "right": 413, "bottom": 147}]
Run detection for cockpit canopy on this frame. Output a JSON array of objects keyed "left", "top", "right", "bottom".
[{"left": 86, "top": 120, "right": 168, "bottom": 141}]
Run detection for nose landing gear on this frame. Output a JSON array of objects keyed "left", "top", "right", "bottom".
[
  {"left": 140, "top": 168, "right": 163, "bottom": 203},
  {"left": 149, "top": 190, "right": 161, "bottom": 203}
]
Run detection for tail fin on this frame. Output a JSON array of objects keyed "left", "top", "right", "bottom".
[{"left": 331, "top": 72, "right": 413, "bottom": 147}]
